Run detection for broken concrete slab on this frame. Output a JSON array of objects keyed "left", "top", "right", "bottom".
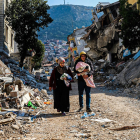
[
  {"left": 11, "top": 124, "right": 19, "bottom": 130},
  {"left": 0, "top": 112, "right": 16, "bottom": 124},
  {"left": 10, "top": 91, "right": 19, "bottom": 97},
  {"left": 114, "top": 57, "right": 140, "bottom": 86},
  {"left": 1, "top": 101, "right": 9, "bottom": 109},
  {"left": 41, "top": 89, "right": 49, "bottom": 98},
  {"left": 15, "top": 79, "right": 24, "bottom": 91},
  {"left": 35, "top": 100, "right": 45, "bottom": 108},
  {"left": 74, "top": 133, "right": 91, "bottom": 138},
  {"left": 0, "top": 77, "right": 13, "bottom": 84},
  {"left": 0, "top": 130, "right": 4, "bottom": 136},
  {"left": 19, "top": 93, "right": 31, "bottom": 108}
]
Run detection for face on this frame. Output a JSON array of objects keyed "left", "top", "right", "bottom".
[
  {"left": 60, "top": 61, "right": 65, "bottom": 67},
  {"left": 81, "top": 54, "right": 86, "bottom": 61}
]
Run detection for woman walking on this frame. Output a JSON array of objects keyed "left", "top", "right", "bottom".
[{"left": 49, "top": 57, "right": 73, "bottom": 115}]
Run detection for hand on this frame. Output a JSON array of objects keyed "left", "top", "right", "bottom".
[
  {"left": 49, "top": 87, "right": 52, "bottom": 91},
  {"left": 83, "top": 75, "right": 88, "bottom": 79},
  {"left": 83, "top": 69, "right": 88, "bottom": 72},
  {"left": 63, "top": 77, "right": 67, "bottom": 80}
]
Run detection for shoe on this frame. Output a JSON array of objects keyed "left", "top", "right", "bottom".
[
  {"left": 62, "top": 112, "right": 66, "bottom": 115},
  {"left": 76, "top": 107, "right": 83, "bottom": 112},
  {"left": 86, "top": 108, "right": 92, "bottom": 112}
]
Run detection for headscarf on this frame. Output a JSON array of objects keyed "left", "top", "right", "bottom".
[
  {"left": 57, "top": 57, "right": 65, "bottom": 64},
  {"left": 56, "top": 57, "right": 67, "bottom": 74}
]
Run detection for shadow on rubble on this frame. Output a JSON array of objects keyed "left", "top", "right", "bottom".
[{"left": 36, "top": 111, "right": 79, "bottom": 118}]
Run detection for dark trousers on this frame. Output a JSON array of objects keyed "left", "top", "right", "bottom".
[{"left": 78, "top": 80, "right": 91, "bottom": 109}]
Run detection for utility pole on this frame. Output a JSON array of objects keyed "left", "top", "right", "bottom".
[
  {"left": 64, "top": 0, "right": 65, "bottom": 5},
  {"left": 45, "top": 32, "right": 47, "bottom": 40}
]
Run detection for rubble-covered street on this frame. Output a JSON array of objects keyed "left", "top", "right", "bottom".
[
  {"left": 0, "top": 46, "right": 140, "bottom": 140},
  {"left": 1, "top": 0, "right": 140, "bottom": 139},
  {"left": 1, "top": 80, "right": 140, "bottom": 139}
]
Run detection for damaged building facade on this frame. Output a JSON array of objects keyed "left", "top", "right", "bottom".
[
  {"left": 67, "top": 27, "right": 88, "bottom": 66},
  {"left": 0, "top": 0, "right": 18, "bottom": 56},
  {"left": 67, "top": 1, "right": 122, "bottom": 65},
  {"left": 67, "top": 1, "right": 140, "bottom": 66},
  {"left": 83, "top": 1, "right": 121, "bottom": 63}
]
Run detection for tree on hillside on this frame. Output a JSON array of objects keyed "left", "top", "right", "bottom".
[
  {"left": 119, "top": 0, "right": 140, "bottom": 51},
  {"left": 32, "top": 39, "right": 45, "bottom": 66},
  {"left": 5, "top": 0, "right": 53, "bottom": 67}
]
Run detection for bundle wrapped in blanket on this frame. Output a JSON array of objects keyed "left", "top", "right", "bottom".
[
  {"left": 76, "top": 62, "right": 96, "bottom": 88},
  {"left": 60, "top": 73, "right": 72, "bottom": 87}
]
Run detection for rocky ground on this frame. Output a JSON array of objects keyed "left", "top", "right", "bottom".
[{"left": 1, "top": 82, "right": 140, "bottom": 140}]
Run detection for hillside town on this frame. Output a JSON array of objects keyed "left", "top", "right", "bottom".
[
  {"left": 0, "top": 0, "right": 140, "bottom": 139},
  {"left": 42, "top": 39, "right": 69, "bottom": 64}
]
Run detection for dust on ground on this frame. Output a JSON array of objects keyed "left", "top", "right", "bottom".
[{"left": 1, "top": 82, "right": 140, "bottom": 140}]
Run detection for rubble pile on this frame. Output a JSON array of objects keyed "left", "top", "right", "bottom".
[
  {"left": 113, "top": 57, "right": 140, "bottom": 87},
  {"left": 1, "top": 56, "right": 48, "bottom": 90},
  {"left": 93, "top": 60, "right": 127, "bottom": 82},
  {"left": 0, "top": 79, "right": 50, "bottom": 110},
  {"left": 101, "top": 56, "right": 140, "bottom": 95},
  {"left": 0, "top": 56, "right": 52, "bottom": 110},
  {"left": 0, "top": 56, "right": 54, "bottom": 139}
]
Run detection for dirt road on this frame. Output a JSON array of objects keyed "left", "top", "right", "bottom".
[{"left": 4, "top": 82, "right": 140, "bottom": 140}]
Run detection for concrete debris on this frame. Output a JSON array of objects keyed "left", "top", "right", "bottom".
[
  {"left": 92, "top": 118, "right": 113, "bottom": 123},
  {"left": 41, "top": 89, "right": 49, "bottom": 98},
  {"left": 74, "top": 133, "right": 91, "bottom": 138},
  {"left": 123, "top": 89, "right": 131, "bottom": 94},
  {"left": 0, "top": 57, "right": 53, "bottom": 139},
  {"left": 11, "top": 124, "right": 20, "bottom": 130},
  {"left": 0, "top": 112, "right": 16, "bottom": 124},
  {"left": 0, "top": 56, "right": 53, "bottom": 137},
  {"left": 0, "top": 130, "right": 4, "bottom": 136},
  {"left": 113, "top": 57, "right": 140, "bottom": 87},
  {"left": 10, "top": 91, "right": 19, "bottom": 97}
]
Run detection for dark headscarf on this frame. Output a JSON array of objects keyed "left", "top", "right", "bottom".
[
  {"left": 57, "top": 65, "right": 67, "bottom": 74},
  {"left": 56, "top": 57, "right": 67, "bottom": 74}
]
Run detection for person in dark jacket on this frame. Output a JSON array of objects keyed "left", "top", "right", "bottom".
[
  {"left": 49, "top": 57, "right": 73, "bottom": 115},
  {"left": 74, "top": 51, "right": 94, "bottom": 112}
]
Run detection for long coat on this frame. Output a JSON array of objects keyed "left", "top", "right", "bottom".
[{"left": 49, "top": 67, "right": 73, "bottom": 90}]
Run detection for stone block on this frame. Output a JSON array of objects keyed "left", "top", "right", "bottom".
[
  {"left": 15, "top": 80, "right": 24, "bottom": 91},
  {"left": 5, "top": 85, "right": 13, "bottom": 95},
  {"left": 34, "top": 88, "right": 39, "bottom": 93},
  {"left": 1, "top": 101, "right": 9, "bottom": 109},
  {"left": 35, "top": 100, "right": 45, "bottom": 108},
  {"left": 10, "top": 91, "right": 18, "bottom": 97},
  {"left": 20, "top": 93, "right": 31, "bottom": 108},
  {"left": 12, "top": 124, "right": 19, "bottom": 130},
  {"left": 41, "top": 89, "right": 48, "bottom": 97}
]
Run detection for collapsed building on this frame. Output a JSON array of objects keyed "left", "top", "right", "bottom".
[
  {"left": 67, "top": 1, "right": 140, "bottom": 83},
  {"left": 67, "top": 2, "right": 122, "bottom": 66},
  {"left": 82, "top": 1, "right": 121, "bottom": 63},
  {"left": 68, "top": 1, "right": 140, "bottom": 63}
]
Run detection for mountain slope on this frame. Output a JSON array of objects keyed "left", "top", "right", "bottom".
[{"left": 38, "top": 5, "right": 102, "bottom": 41}]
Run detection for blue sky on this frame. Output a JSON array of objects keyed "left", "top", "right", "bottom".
[{"left": 47, "top": 0, "right": 117, "bottom": 7}]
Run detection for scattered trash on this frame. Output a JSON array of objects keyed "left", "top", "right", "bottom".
[
  {"left": 70, "top": 130, "right": 78, "bottom": 133},
  {"left": 27, "top": 101, "right": 37, "bottom": 109},
  {"left": 44, "top": 101, "right": 52, "bottom": 105},
  {"left": 81, "top": 112, "right": 95, "bottom": 119},
  {"left": 74, "top": 133, "right": 91, "bottom": 138},
  {"left": 92, "top": 118, "right": 113, "bottom": 123}
]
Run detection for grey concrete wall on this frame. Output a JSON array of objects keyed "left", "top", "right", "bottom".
[
  {"left": 73, "top": 28, "right": 87, "bottom": 54},
  {"left": 0, "top": 0, "right": 4, "bottom": 53}
]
